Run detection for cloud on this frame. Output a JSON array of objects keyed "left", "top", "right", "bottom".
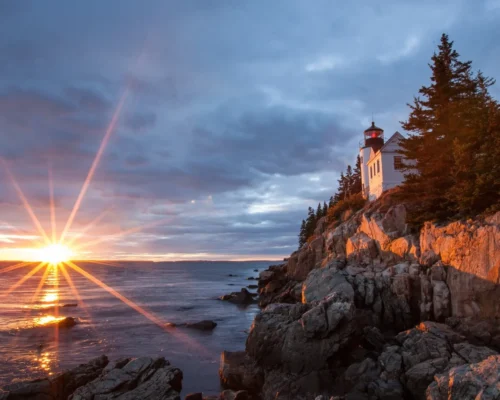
[
  {"left": 377, "top": 35, "right": 421, "bottom": 64},
  {"left": 0, "top": 0, "right": 498, "bottom": 259},
  {"left": 305, "top": 55, "right": 347, "bottom": 72}
]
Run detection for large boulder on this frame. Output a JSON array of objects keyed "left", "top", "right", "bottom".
[
  {"left": 427, "top": 355, "right": 500, "bottom": 400},
  {"left": 301, "top": 261, "right": 353, "bottom": 304},
  {"left": 219, "top": 351, "right": 263, "bottom": 395},
  {"left": 219, "top": 289, "right": 255, "bottom": 305},
  {"left": 246, "top": 292, "right": 356, "bottom": 377}
]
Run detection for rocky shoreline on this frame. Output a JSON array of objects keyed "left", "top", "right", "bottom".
[
  {"left": 218, "top": 190, "right": 500, "bottom": 399},
  {"left": 2, "top": 191, "right": 499, "bottom": 399}
]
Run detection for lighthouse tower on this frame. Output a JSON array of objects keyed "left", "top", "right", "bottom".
[{"left": 359, "top": 122, "right": 384, "bottom": 198}]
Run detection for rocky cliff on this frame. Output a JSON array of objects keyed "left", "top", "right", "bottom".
[{"left": 220, "top": 190, "right": 500, "bottom": 400}]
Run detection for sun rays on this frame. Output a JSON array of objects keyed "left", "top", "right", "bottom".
[{"left": 0, "top": 89, "right": 195, "bottom": 348}]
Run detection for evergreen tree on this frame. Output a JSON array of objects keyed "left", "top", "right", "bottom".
[
  {"left": 344, "top": 165, "right": 354, "bottom": 198},
  {"left": 322, "top": 201, "right": 328, "bottom": 216},
  {"left": 328, "top": 196, "right": 335, "bottom": 208},
  {"left": 316, "top": 202, "right": 323, "bottom": 219},
  {"left": 298, "top": 219, "right": 307, "bottom": 249},
  {"left": 397, "top": 33, "right": 499, "bottom": 223},
  {"left": 334, "top": 172, "right": 346, "bottom": 203},
  {"left": 352, "top": 156, "right": 362, "bottom": 195},
  {"left": 304, "top": 207, "right": 316, "bottom": 240},
  {"left": 448, "top": 72, "right": 500, "bottom": 214}
]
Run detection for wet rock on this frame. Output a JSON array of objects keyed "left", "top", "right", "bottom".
[
  {"left": 247, "top": 277, "right": 257, "bottom": 280},
  {"left": 254, "top": 269, "right": 259, "bottom": 272},
  {"left": 70, "top": 356, "right": 182, "bottom": 400},
  {"left": 219, "top": 289, "right": 256, "bottom": 305},
  {"left": 184, "top": 320, "right": 217, "bottom": 331},
  {"left": 59, "top": 317, "right": 77, "bottom": 328},
  {"left": 247, "top": 284, "right": 258, "bottom": 289},
  {"left": 166, "top": 320, "right": 217, "bottom": 331},
  {"left": 219, "top": 390, "right": 249, "bottom": 400},
  {"left": 62, "top": 303, "right": 78, "bottom": 308}
]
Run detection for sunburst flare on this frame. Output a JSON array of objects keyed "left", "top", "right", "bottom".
[{"left": 0, "top": 88, "right": 207, "bottom": 355}]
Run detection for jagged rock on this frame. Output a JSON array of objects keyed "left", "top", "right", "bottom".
[
  {"left": 359, "top": 213, "right": 392, "bottom": 251},
  {"left": 427, "top": 355, "right": 500, "bottom": 400},
  {"left": 314, "top": 217, "right": 327, "bottom": 236},
  {"left": 325, "top": 217, "right": 359, "bottom": 259},
  {"left": 453, "top": 342, "right": 498, "bottom": 364},
  {"left": 287, "top": 236, "right": 324, "bottom": 281},
  {"left": 394, "top": 322, "right": 497, "bottom": 400},
  {"left": 420, "top": 212, "right": 500, "bottom": 318},
  {"left": 70, "top": 357, "right": 182, "bottom": 400},
  {"left": 301, "top": 262, "right": 353, "bottom": 303},
  {"left": 388, "top": 235, "right": 419, "bottom": 261},
  {"left": 379, "top": 346, "right": 402, "bottom": 378},
  {"left": 420, "top": 274, "right": 433, "bottom": 320},
  {"left": 431, "top": 280, "right": 450, "bottom": 321},
  {"left": 219, "top": 351, "right": 263, "bottom": 394},
  {"left": 246, "top": 292, "right": 356, "bottom": 387},
  {"left": 346, "top": 232, "right": 378, "bottom": 264}
]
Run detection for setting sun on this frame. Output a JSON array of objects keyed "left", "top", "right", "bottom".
[{"left": 39, "top": 244, "right": 73, "bottom": 265}]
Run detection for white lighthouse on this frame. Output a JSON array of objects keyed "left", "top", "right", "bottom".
[{"left": 359, "top": 122, "right": 407, "bottom": 201}]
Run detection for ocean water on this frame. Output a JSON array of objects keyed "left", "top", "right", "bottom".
[{"left": 0, "top": 261, "right": 271, "bottom": 395}]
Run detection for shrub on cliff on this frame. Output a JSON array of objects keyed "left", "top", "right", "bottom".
[{"left": 327, "top": 192, "right": 365, "bottom": 223}]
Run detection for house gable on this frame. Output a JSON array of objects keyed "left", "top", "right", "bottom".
[{"left": 380, "top": 131, "right": 404, "bottom": 153}]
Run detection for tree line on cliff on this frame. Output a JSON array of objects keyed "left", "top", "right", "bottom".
[
  {"left": 298, "top": 157, "right": 363, "bottom": 248},
  {"left": 298, "top": 33, "right": 500, "bottom": 248}
]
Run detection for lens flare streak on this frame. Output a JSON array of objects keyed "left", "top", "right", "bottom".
[
  {"left": 59, "top": 90, "right": 129, "bottom": 244},
  {"left": 5, "top": 262, "right": 46, "bottom": 296},
  {"left": 64, "top": 261, "right": 165, "bottom": 329}
]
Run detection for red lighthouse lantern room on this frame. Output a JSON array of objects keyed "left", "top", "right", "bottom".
[{"left": 363, "top": 121, "right": 384, "bottom": 150}]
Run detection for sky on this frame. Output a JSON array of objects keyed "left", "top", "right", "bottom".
[{"left": 0, "top": 0, "right": 499, "bottom": 261}]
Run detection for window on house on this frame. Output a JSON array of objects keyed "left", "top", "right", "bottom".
[
  {"left": 377, "top": 160, "right": 380, "bottom": 174},
  {"left": 370, "top": 166, "right": 372, "bottom": 178},
  {"left": 394, "top": 156, "right": 403, "bottom": 170},
  {"left": 360, "top": 156, "right": 363, "bottom": 165}
]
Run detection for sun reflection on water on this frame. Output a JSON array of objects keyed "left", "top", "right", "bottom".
[
  {"left": 42, "top": 292, "right": 58, "bottom": 303},
  {"left": 33, "top": 315, "right": 65, "bottom": 327},
  {"left": 33, "top": 352, "right": 55, "bottom": 375}
]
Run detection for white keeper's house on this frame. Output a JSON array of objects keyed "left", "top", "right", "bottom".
[{"left": 359, "top": 122, "right": 407, "bottom": 201}]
